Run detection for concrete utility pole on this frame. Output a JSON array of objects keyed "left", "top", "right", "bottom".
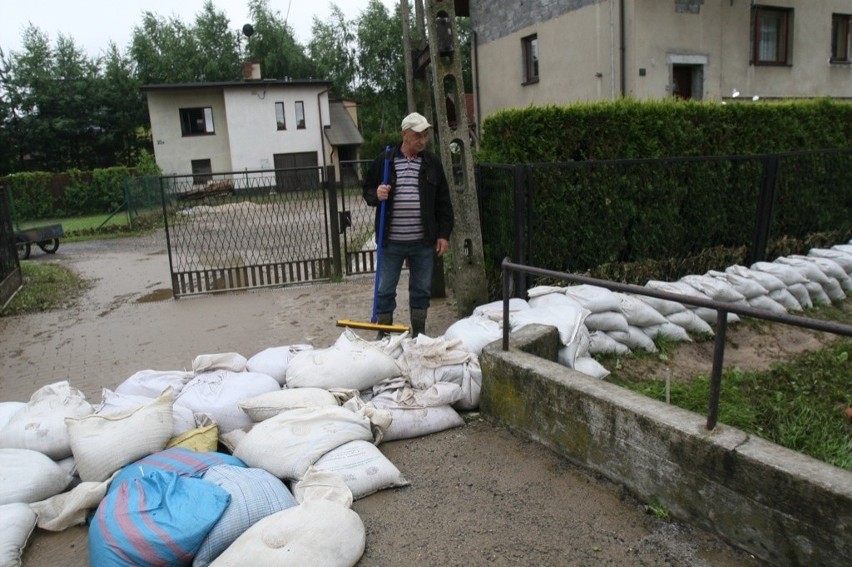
[{"left": 400, "top": 0, "right": 488, "bottom": 317}]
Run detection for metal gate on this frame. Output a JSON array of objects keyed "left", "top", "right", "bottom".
[
  {"left": 337, "top": 159, "right": 379, "bottom": 276},
  {"left": 161, "top": 166, "right": 335, "bottom": 297}
]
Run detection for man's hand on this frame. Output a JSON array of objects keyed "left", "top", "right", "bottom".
[
  {"left": 377, "top": 184, "right": 391, "bottom": 201},
  {"left": 436, "top": 238, "right": 449, "bottom": 257}
]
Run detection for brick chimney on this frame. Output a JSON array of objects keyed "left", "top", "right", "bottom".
[{"left": 242, "top": 60, "right": 261, "bottom": 80}]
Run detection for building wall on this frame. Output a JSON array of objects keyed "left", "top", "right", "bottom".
[
  {"left": 146, "top": 89, "right": 232, "bottom": 176},
  {"left": 471, "top": 0, "right": 852, "bottom": 121}
]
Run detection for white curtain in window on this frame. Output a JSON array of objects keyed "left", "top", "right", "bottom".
[{"left": 758, "top": 11, "right": 781, "bottom": 61}]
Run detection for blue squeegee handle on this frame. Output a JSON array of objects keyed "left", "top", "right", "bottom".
[{"left": 371, "top": 145, "right": 392, "bottom": 324}]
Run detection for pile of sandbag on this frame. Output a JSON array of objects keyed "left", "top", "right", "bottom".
[
  {"left": 442, "top": 242, "right": 852, "bottom": 379},
  {"left": 0, "top": 327, "right": 482, "bottom": 566}
]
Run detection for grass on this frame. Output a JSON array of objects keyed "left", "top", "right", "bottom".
[
  {"left": 606, "top": 303, "right": 852, "bottom": 471},
  {"left": 1, "top": 262, "right": 91, "bottom": 316},
  {"left": 17, "top": 209, "right": 163, "bottom": 242}
]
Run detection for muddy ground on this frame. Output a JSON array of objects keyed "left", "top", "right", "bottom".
[{"left": 0, "top": 232, "right": 783, "bottom": 566}]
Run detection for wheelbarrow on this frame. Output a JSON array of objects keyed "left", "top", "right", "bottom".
[{"left": 15, "top": 224, "right": 64, "bottom": 260}]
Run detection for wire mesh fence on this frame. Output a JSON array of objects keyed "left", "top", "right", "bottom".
[{"left": 0, "top": 185, "right": 22, "bottom": 307}]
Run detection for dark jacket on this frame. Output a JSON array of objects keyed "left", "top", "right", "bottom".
[{"left": 362, "top": 144, "right": 454, "bottom": 246}]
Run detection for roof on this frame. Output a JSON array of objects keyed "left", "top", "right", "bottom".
[
  {"left": 325, "top": 101, "right": 364, "bottom": 146},
  {"left": 141, "top": 79, "right": 331, "bottom": 92}
]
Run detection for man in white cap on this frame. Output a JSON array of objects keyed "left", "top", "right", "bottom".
[{"left": 362, "top": 112, "right": 454, "bottom": 338}]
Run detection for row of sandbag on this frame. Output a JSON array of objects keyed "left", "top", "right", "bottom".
[
  {"left": 442, "top": 242, "right": 852, "bottom": 379},
  {"left": 0, "top": 330, "right": 482, "bottom": 566}
]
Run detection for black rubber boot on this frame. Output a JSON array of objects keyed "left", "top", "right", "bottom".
[
  {"left": 411, "top": 308, "right": 427, "bottom": 338},
  {"left": 376, "top": 312, "right": 394, "bottom": 340}
]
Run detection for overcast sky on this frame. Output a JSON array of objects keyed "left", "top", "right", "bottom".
[{"left": 1, "top": 0, "right": 398, "bottom": 58}]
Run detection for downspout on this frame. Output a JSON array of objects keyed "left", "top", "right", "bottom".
[
  {"left": 609, "top": 0, "right": 616, "bottom": 99},
  {"left": 317, "top": 87, "right": 330, "bottom": 171},
  {"left": 473, "top": 30, "right": 482, "bottom": 144},
  {"left": 619, "top": 0, "right": 626, "bottom": 97}
]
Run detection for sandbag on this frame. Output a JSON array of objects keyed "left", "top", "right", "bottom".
[
  {"left": 285, "top": 329, "right": 403, "bottom": 391},
  {"left": 775, "top": 257, "right": 845, "bottom": 302},
  {"left": 233, "top": 406, "right": 373, "bottom": 480},
  {"left": 0, "top": 402, "right": 24, "bottom": 431},
  {"left": 473, "top": 297, "right": 530, "bottom": 317},
  {"left": 726, "top": 265, "right": 786, "bottom": 292},
  {"left": 442, "top": 315, "right": 503, "bottom": 355},
  {"left": 193, "top": 352, "right": 248, "bottom": 374},
  {"left": 751, "top": 261, "right": 809, "bottom": 286},
  {"left": 89, "top": 471, "right": 230, "bottom": 566},
  {"left": 573, "top": 356, "right": 611, "bottom": 379},
  {"left": 312, "top": 440, "right": 408, "bottom": 500},
  {"left": 746, "top": 294, "right": 789, "bottom": 315},
  {"left": 175, "top": 370, "right": 281, "bottom": 434},
  {"left": 400, "top": 335, "right": 482, "bottom": 410},
  {"left": 66, "top": 389, "right": 174, "bottom": 483},
  {"left": 0, "top": 503, "right": 37, "bottom": 567},
  {"left": 0, "top": 448, "right": 73, "bottom": 505},
  {"left": 588, "top": 331, "right": 630, "bottom": 355},
  {"left": 792, "top": 255, "right": 852, "bottom": 291},
  {"left": 239, "top": 388, "right": 339, "bottom": 422},
  {"left": 584, "top": 311, "right": 629, "bottom": 333},
  {"left": 561, "top": 284, "right": 622, "bottom": 313},
  {"left": 30, "top": 476, "right": 114, "bottom": 531},
  {"left": 0, "top": 381, "right": 92, "bottom": 460},
  {"left": 680, "top": 274, "right": 746, "bottom": 304},
  {"left": 96, "top": 388, "right": 196, "bottom": 437},
  {"left": 615, "top": 293, "right": 668, "bottom": 327},
  {"left": 369, "top": 383, "right": 464, "bottom": 442},
  {"left": 109, "top": 447, "right": 245, "bottom": 494},
  {"left": 194, "top": 465, "right": 298, "bottom": 567},
  {"left": 608, "top": 326, "right": 658, "bottom": 353},
  {"left": 510, "top": 303, "right": 589, "bottom": 345},
  {"left": 707, "top": 270, "right": 768, "bottom": 299},
  {"left": 665, "top": 309, "right": 714, "bottom": 336},
  {"left": 114, "top": 369, "right": 194, "bottom": 398},
  {"left": 246, "top": 345, "right": 314, "bottom": 386},
  {"left": 768, "top": 287, "right": 804, "bottom": 312},
  {"left": 808, "top": 247, "right": 852, "bottom": 274},
  {"left": 208, "top": 499, "right": 365, "bottom": 567},
  {"left": 642, "top": 321, "right": 692, "bottom": 343}
]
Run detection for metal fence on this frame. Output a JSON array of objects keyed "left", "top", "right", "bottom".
[
  {"left": 0, "top": 185, "right": 22, "bottom": 308},
  {"left": 161, "top": 167, "right": 336, "bottom": 297},
  {"left": 478, "top": 149, "right": 852, "bottom": 300}
]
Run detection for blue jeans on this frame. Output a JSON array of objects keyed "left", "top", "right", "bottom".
[{"left": 377, "top": 240, "right": 435, "bottom": 314}]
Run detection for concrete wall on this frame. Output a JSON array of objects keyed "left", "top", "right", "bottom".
[{"left": 479, "top": 324, "right": 852, "bottom": 567}]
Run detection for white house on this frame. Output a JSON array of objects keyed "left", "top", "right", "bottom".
[{"left": 142, "top": 66, "right": 363, "bottom": 184}]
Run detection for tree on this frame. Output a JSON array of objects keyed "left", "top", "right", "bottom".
[
  {"left": 308, "top": 4, "right": 357, "bottom": 97},
  {"left": 130, "top": 12, "right": 202, "bottom": 85},
  {"left": 245, "top": 0, "right": 315, "bottom": 80},
  {"left": 192, "top": 1, "right": 243, "bottom": 82},
  {"left": 97, "top": 43, "right": 150, "bottom": 165}
]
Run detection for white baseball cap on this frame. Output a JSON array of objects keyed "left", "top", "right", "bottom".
[{"left": 401, "top": 112, "right": 432, "bottom": 133}]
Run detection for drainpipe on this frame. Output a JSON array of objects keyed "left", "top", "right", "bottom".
[
  {"left": 620, "top": 0, "right": 626, "bottom": 97},
  {"left": 317, "top": 88, "right": 330, "bottom": 171},
  {"left": 609, "top": 0, "right": 616, "bottom": 99}
]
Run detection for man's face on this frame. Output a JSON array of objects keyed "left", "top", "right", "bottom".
[{"left": 402, "top": 128, "right": 430, "bottom": 153}]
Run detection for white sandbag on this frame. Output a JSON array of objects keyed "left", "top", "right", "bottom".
[
  {"left": 572, "top": 356, "right": 610, "bottom": 379},
  {"left": 768, "top": 287, "right": 804, "bottom": 311},
  {"left": 583, "top": 311, "right": 629, "bottom": 333},
  {"left": 616, "top": 293, "right": 668, "bottom": 327},
  {"left": 368, "top": 383, "right": 464, "bottom": 442},
  {"left": 642, "top": 322, "right": 692, "bottom": 343},
  {"left": 803, "top": 281, "right": 831, "bottom": 306},
  {"left": 175, "top": 370, "right": 280, "bottom": 434},
  {"left": 472, "top": 297, "right": 530, "bottom": 318},
  {"left": 746, "top": 294, "right": 789, "bottom": 315},
  {"left": 665, "top": 309, "right": 714, "bottom": 336},
  {"left": 29, "top": 476, "right": 113, "bottom": 531},
  {"left": 0, "top": 448, "right": 72, "bottom": 505},
  {"left": 0, "top": 402, "right": 24, "bottom": 431},
  {"left": 291, "top": 466, "right": 353, "bottom": 508},
  {"left": 114, "top": 369, "right": 194, "bottom": 398},
  {"left": 400, "top": 335, "right": 482, "bottom": 411},
  {"left": 0, "top": 503, "right": 37, "bottom": 567},
  {"left": 794, "top": 254, "right": 852, "bottom": 291},
  {"left": 809, "top": 247, "right": 852, "bottom": 274},
  {"left": 65, "top": 389, "right": 173, "bottom": 483},
  {"left": 285, "top": 329, "right": 403, "bottom": 391},
  {"left": 233, "top": 406, "right": 373, "bottom": 481},
  {"left": 707, "top": 270, "right": 768, "bottom": 299},
  {"left": 588, "top": 331, "right": 630, "bottom": 355},
  {"left": 557, "top": 328, "right": 590, "bottom": 369},
  {"left": 608, "top": 326, "right": 658, "bottom": 353},
  {"left": 0, "top": 381, "right": 93, "bottom": 460},
  {"left": 510, "top": 303, "right": 590, "bottom": 345},
  {"left": 96, "top": 388, "right": 195, "bottom": 437},
  {"left": 442, "top": 315, "right": 503, "bottom": 355},
  {"left": 209, "top": 499, "right": 365, "bottom": 567},
  {"left": 526, "top": 285, "right": 567, "bottom": 298},
  {"left": 750, "top": 261, "right": 809, "bottom": 286},
  {"left": 246, "top": 345, "right": 314, "bottom": 386},
  {"left": 636, "top": 294, "right": 686, "bottom": 317},
  {"left": 527, "top": 291, "right": 583, "bottom": 311},
  {"left": 680, "top": 274, "right": 747, "bottom": 304},
  {"left": 726, "top": 264, "right": 786, "bottom": 292},
  {"left": 775, "top": 257, "right": 845, "bottom": 302},
  {"left": 786, "top": 282, "right": 813, "bottom": 309},
  {"left": 193, "top": 352, "right": 248, "bottom": 374},
  {"left": 312, "top": 440, "right": 408, "bottom": 500},
  {"left": 647, "top": 280, "right": 738, "bottom": 325},
  {"left": 240, "top": 388, "right": 339, "bottom": 422},
  {"left": 562, "top": 284, "right": 622, "bottom": 313}
]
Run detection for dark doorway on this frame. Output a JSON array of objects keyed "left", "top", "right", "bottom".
[
  {"left": 273, "top": 151, "right": 318, "bottom": 192},
  {"left": 672, "top": 64, "right": 703, "bottom": 100}
]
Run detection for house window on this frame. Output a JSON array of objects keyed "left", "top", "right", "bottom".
[
  {"left": 751, "top": 6, "right": 792, "bottom": 65},
  {"left": 831, "top": 13, "right": 851, "bottom": 63},
  {"left": 295, "top": 101, "right": 306, "bottom": 129},
  {"left": 191, "top": 159, "right": 213, "bottom": 185},
  {"left": 180, "top": 107, "right": 215, "bottom": 136},
  {"left": 522, "top": 34, "right": 539, "bottom": 84},
  {"left": 275, "top": 102, "right": 287, "bottom": 130}
]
